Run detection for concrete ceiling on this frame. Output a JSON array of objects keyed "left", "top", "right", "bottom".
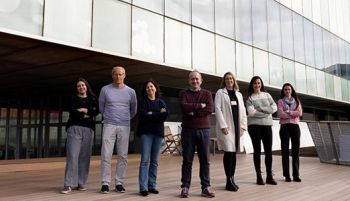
[{"left": 0, "top": 31, "right": 349, "bottom": 115}]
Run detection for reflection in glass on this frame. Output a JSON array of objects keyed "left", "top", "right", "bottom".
[
  {"left": 253, "top": 48, "right": 269, "bottom": 84},
  {"left": 280, "top": 6, "right": 294, "bottom": 60},
  {"left": 306, "top": 66, "right": 317, "bottom": 95},
  {"left": 164, "top": 18, "right": 191, "bottom": 68},
  {"left": 62, "top": 111, "right": 69, "bottom": 123},
  {"left": 338, "top": 38, "right": 346, "bottom": 64},
  {"left": 283, "top": 58, "right": 295, "bottom": 87},
  {"left": 93, "top": 0, "right": 131, "bottom": 55},
  {"left": 49, "top": 111, "right": 59, "bottom": 123},
  {"left": 316, "top": 70, "right": 326, "bottom": 97},
  {"left": 0, "top": 128, "right": 5, "bottom": 159},
  {"left": 252, "top": 0, "right": 268, "bottom": 50},
  {"left": 269, "top": 53, "right": 283, "bottom": 88},
  {"left": 9, "top": 109, "right": 17, "bottom": 125},
  {"left": 216, "top": 36, "right": 235, "bottom": 76},
  {"left": 295, "top": 63, "right": 307, "bottom": 93},
  {"left": 235, "top": 0, "right": 252, "bottom": 45},
  {"left": 22, "top": 109, "right": 29, "bottom": 124},
  {"left": 304, "top": 19, "right": 315, "bottom": 67},
  {"left": 267, "top": 0, "right": 281, "bottom": 55},
  {"left": 323, "top": 30, "right": 332, "bottom": 69},
  {"left": 133, "top": 0, "right": 164, "bottom": 14},
  {"left": 8, "top": 127, "right": 16, "bottom": 159},
  {"left": 314, "top": 24, "right": 324, "bottom": 69},
  {"left": 325, "top": 74, "right": 334, "bottom": 98},
  {"left": 132, "top": 7, "right": 164, "bottom": 62},
  {"left": 44, "top": 0, "right": 92, "bottom": 46},
  {"left": 343, "top": 79, "right": 349, "bottom": 101},
  {"left": 48, "top": 127, "right": 58, "bottom": 156},
  {"left": 0, "top": 108, "right": 7, "bottom": 126},
  {"left": 165, "top": 0, "right": 191, "bottom": 23},
  {"left": 293, "top": 13, "right": 305, "bottom": 64},
  {"left": 192, "top": 28, "right": 215, "bottom": 73},
  {"left": 0, "top": 0, "right": 43, "bottom": 35},
  {"left": 215, "top": 0, "right": 234, "bottom": 38},
  {"left": 192, "top": 0, "right": 214, "bottom": 31},
  {"left": 236, "top": 42, "right": 253, "bottom": 82}
]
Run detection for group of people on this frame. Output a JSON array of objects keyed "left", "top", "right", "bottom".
[{"left": 60, "top": 66, "right": 303, "bottom": 199}]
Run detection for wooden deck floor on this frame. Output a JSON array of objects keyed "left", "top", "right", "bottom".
[{"left": 0, "top": 154, "right": 349, "bottom": 201}]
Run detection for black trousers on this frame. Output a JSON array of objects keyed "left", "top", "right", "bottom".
[
  {"left": 279, "top": 124, "right": 300, "bottom": 178},
  {"left": 180, "top": 128, "right": 210, "bottom": 189},
  {"left": 248, "top": 125, "right": 273, "bottom": 176},
  {"left": 223, "top": 152, "right": 236, "bottom": 181}
]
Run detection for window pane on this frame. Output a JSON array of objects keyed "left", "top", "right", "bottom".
[
  {"left": 252, "top": 0, "right": 268, "bottom": 50},
  {"left": 302, "top": 0, "right": 313, "bottom": 20},
  {"left": 267, "top": 0, "right": 281, "bottom": 55},
  {"left": 283, "top": 58, "right": 295, "bottom": 87},
  {"left": 338, "top": 39, "right": 346, "bottom": 64},
  {"left": 293, "top": 13, "right": 305, "bottom": 64},
  {"left": 133, "top": 0, "right": 164, "bottom": 14},
  {"left": 316, "top": 70, "right": 326, "bottom": 97},
  {"left": 320, "top": 0, "right": 330, "bottom": 29},
  {"left": 164, "top": 18, "right": 191, "bottom": 68},
  {"left": 216, "top": 36, "right": 235, "bottom": 76},
  {"left": 280, "top": 6, "right": 294, "bottom": 60},
  {"left": 292, "top": 0, "right": 302, "bottom": 14},
  {"left": 280, "top": 0, "right": 291, "bottom": 8},
  {"left": 269, "top": 53, "right": 283, "bottom": 88},
  {"left": 62, "top": 111, "right": 69, "bottom": 123},
  {"left": 0, "top": 0, "right": 43, "bottom": 35},
  {"left": 334, "top": 76, "right": 342, "bottom": 100},
  {"left": 304, "top": 19, "right": 315, "bottom": 67},
  {"left": 192, "top": 28, "right": 215, "bottom": 73},
  {"left": 306, "top": 66, "right": 317, "bottom": 95},
  {"left": 235, "top": 0, "right": 252, "bottom": 45},
  {"left": 314, "top": 24, "right": 324, "bottom": 69},
  {"left": 165, "top": 0, "right": 191, "bottom": 23},
  {"left": 312, "top": 0, "right": 322, "bottom": 25},
  {"left": 328, "top": 0, "right": 337, "bottom": 33},
  {"left": 325, "top": 73, "right": 335, "bottom": 98},
  {"left": 93, "top": 0, "right": 131, "bottom": 55},
  {"left": 330, "top": 34, "right": 339, "bottom": 68},
  {"left": 323, "top": 30, "right": 332, "bottom": 69},
  {"left": 22, "top": 109, "right": 29, "bottom": 124},
  {"left": 132, "top": 7, "right": 164, "bottom": 62},
  {"left": 0, "top": 128, "right": 5, "bottom": 159},
  {"left": 215, "top": 0, "right": 234, "bottom": 38},
  {"left": 44, "top": 0, "right": 92, "bottom": 46},
  {"left": 192, "top": 0, "right": 214, "bottom": 31},
  {"left": 236, "top": 42, "right": 253, "bottom": 82},
  {"left": 253, "top": 48, "right": 269, "bottom": 83},
  {"left": 295, "top": 63, "right": 307, "bottom": 93},
  {"left": 0, "top": 108, "right": 6, "bottom": 126}
]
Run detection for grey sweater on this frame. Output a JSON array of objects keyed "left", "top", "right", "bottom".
[
  {"left": 99, "top": 84, "right": 137, "bottom": 126},
  {"left": 246, "top": 92, "right": 277, "bottom": 126}
]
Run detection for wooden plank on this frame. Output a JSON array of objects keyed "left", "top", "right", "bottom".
[{"left": 0, "top": 154, "right": 349, "bottom": 201}]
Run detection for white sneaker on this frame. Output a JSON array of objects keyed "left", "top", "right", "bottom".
[{"left": 60, "top": 186, "right": 72, "bottom": 194}]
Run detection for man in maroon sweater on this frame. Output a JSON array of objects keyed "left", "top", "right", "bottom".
[{"left": 179, "top": 70, "right": 215, "bottom": 198}]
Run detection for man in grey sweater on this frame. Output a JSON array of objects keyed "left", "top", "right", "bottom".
[{"left": 99, "top": 66, "right": 137, "bottom": 194}]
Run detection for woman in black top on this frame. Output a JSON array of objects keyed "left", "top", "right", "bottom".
[
  {"left": 137, "top": 79, "right": 168, "bottom": 196},
  {"left": 61, "top": 78, "right": 98, "bottom": 194}
]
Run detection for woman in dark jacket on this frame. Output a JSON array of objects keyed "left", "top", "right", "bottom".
[
  {"left": 137, "top": 79, "right": 168, "bottom": 196},
  {"left": 61, "top": 78, "right": 98, "bottom": 194}
]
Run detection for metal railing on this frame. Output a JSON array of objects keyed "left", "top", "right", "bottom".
[{"left": 307, "top": 121, "right": 350, "bottom": 166}]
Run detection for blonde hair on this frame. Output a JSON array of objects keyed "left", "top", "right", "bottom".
[{"left": 220, "top": 72, "right": 239, "bottom": 91}]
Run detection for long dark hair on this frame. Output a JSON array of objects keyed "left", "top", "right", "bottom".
[
  {"left": 247, "top": 76, "right": 266, "bottom": 97},
  {"left": 141, "top": 78, "right": 161, "bottom": 98},
  {"left": 77, "top": 78, "right": 96, "bottom": 98},
  {"left": 280, "top": 83, "right": 300, "bottom": 106}
]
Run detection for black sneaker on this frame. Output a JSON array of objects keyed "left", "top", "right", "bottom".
[
  {"left": 148, "top": 189, "right": 159, "bottom": 194},
  {"left": 115, "top": 185, "right": 126, "bottom": 193},
  {"left": 101, "top": 185, "right": 109, "bottom": 194},
  {"left": 201, "top": 187, "right": 215, "bottom": 198},
  {"left": 140, "top": 190, "right": 149, "bottom": 196}
]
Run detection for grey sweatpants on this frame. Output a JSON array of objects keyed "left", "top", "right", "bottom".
[
  {"left": 64, "top": 126, "right": 94, "bottom": 187},
  {"left": 100, "top": 124, "right": 130, "bottom": 186}
]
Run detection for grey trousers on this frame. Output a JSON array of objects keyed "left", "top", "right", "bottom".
[
  {"left": 101, "top": 124, "right": 130, "bottom": 186},
  {"left": 64, "top": 126, "right": 94, "bottom": 187}
]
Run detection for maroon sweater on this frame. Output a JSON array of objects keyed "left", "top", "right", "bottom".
[{"left": 179, "top": 89, "right": 214, "bottom": 129}]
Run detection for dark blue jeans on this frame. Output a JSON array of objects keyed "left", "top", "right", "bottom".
[
  {"left": 139, "top": 134, "right": 163, "bottom": 191},
  {"left": 180, "top": 128, "right": 211, "bottom": 190}
]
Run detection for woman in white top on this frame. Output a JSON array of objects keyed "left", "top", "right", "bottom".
[{"left": 215, "top": 72, "right": 247, "bottom": 191}]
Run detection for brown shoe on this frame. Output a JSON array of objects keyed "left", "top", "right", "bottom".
[{"left": 180, "top": 187, "right": 189, "bottom": 198}]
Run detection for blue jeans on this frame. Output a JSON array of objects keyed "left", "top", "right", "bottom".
[{"left": 139, "top": 134, "right": 163, "bottom": 191}]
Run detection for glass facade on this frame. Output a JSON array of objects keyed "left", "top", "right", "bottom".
[{"left": 2, "top": 0, "right": 350, "bottom": 159}]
